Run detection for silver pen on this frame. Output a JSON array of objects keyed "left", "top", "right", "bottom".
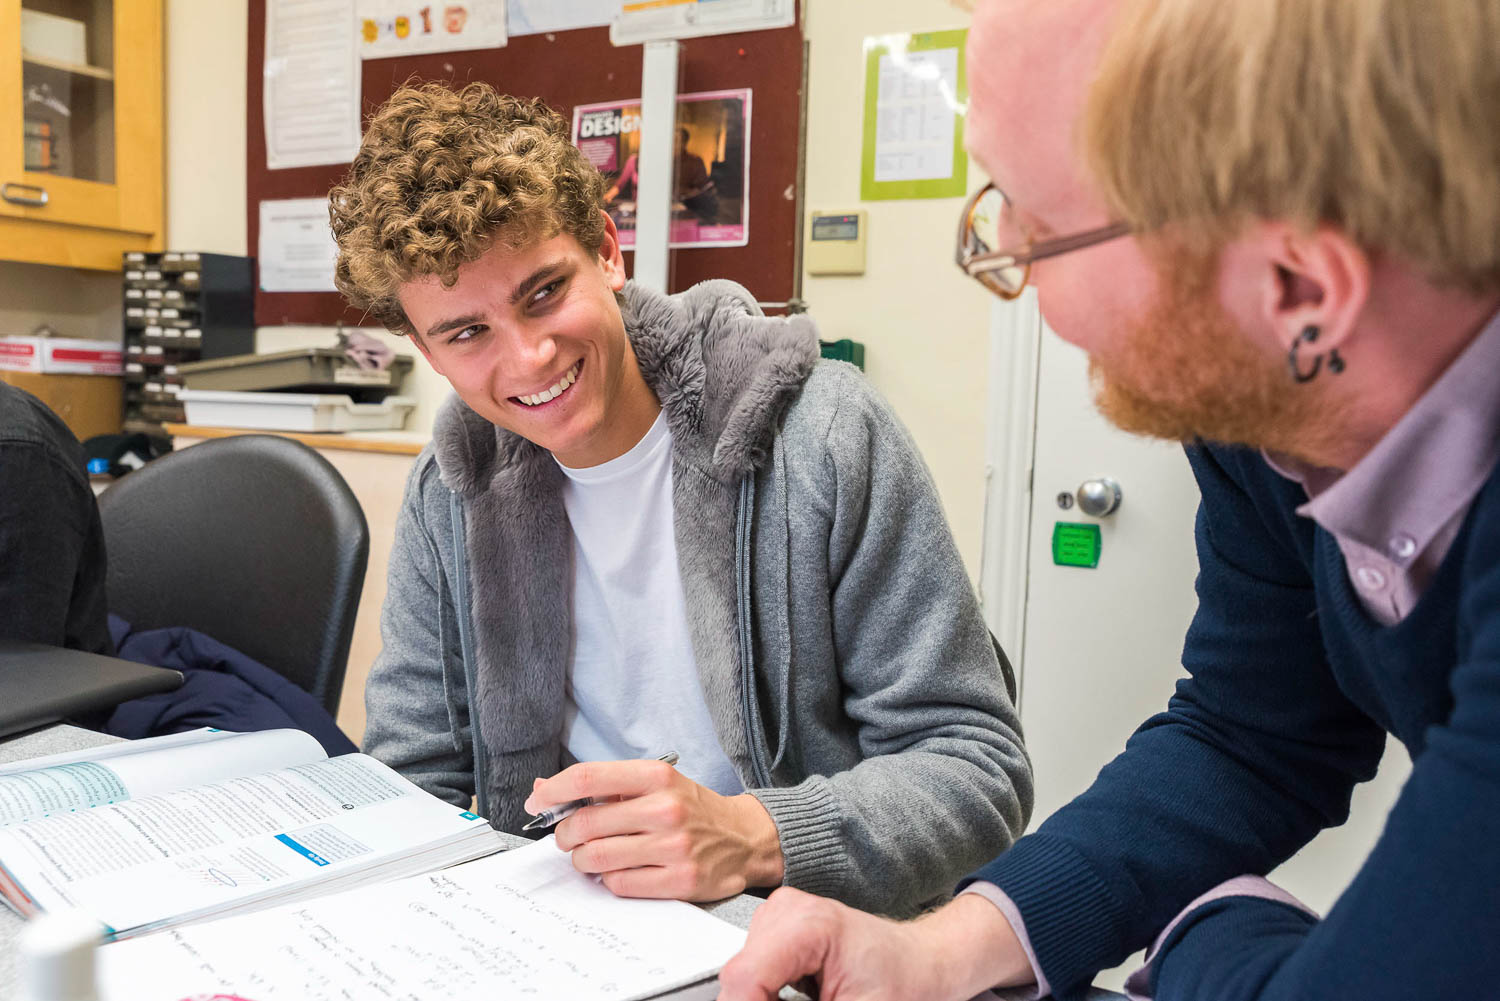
[{"left": 521, "top": 750, "right": 680, "bottom": 831}]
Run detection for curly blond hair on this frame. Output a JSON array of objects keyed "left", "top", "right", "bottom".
[{"left": 329, "top": 82, "right": 607, "bottom": 334}]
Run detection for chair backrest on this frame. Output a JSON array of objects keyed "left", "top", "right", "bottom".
[{"left": 97, "top": 435, "right": 370, "bottom": 716}]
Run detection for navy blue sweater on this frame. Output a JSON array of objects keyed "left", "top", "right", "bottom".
[{"left": 969, "top": 442, "right": 1500, "bottom": 1000}]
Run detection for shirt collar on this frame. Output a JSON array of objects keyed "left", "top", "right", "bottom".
[{"left": 1266, "top": 308, "right": 1500, "bottom": 564}]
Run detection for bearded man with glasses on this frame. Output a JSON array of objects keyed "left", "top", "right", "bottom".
[{"left": 719, "top": 0, "right": 1500, "bottom": 999}]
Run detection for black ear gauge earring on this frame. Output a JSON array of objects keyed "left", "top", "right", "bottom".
[
  {"left": 1327, "top": 349, "right": 1346, "bottom": 375},
  {"left": 1289, "top": 325, "right": 1324, "bottom": 383}
]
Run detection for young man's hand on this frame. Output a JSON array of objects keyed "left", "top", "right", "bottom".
[
  {"left": 716, "top": 889, "right": 1037, "bottom": 1001},
  {"left": 525, "top": 759, "right": 784, "bottom": 900}
]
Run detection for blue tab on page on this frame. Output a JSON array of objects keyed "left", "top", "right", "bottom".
[{"left": 274, "top": 833, "right": 330, "bottom": 866}]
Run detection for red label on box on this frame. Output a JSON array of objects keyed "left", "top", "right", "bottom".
[
  {"left": 0, "top": 343, "right": 36, "bottom": 357},
  {"left": 51, "top": 348, "right": 123, "bottom": 363}
]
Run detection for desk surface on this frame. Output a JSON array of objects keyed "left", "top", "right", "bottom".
[
  {"left": 165, "top": 423, "right": 430, "bottom": 456},
  {"left": 0, "top": 727, "right": 1122, "bottom": 1001}
]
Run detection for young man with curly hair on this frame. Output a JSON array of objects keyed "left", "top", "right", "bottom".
[{"left": 332, "top": 82, "right": 1032, "bottom": 916}]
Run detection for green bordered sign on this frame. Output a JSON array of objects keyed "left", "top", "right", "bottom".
[
  {"left": 860, "top": 29, "right": 969, "bottom": 201},
  {"left": 1052, "top": 522, "right": 1102, "bottom": 569}
]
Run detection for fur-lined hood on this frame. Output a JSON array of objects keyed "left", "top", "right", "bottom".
[{"left": 430, "top": 280, "right": 821, "bottom": 494}]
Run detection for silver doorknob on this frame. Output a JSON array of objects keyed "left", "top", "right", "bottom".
[{"left": 1076, "top": 478, "right": 1122, "bottom": 517}]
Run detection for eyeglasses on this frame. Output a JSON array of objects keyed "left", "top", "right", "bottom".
[{"left": 955, "top": 182, "right": 1132, "bottom": 299}]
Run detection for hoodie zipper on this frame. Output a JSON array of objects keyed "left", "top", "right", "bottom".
[
  {"left": 449, "top": 490, "right": 490, "bottom": 820},
  {"left": 736, "top": 472, "right": 773, "bottom": 788}
]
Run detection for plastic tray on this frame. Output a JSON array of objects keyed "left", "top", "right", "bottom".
[
  {"left": 179, "top": 390, "right": 416, "bottom": 432},
  {"left": 178, "top": 348, "right": 412, "bottom": 396}
]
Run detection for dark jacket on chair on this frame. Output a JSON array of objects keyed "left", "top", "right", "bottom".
[{"left": 105, "top": 615, "right": 356, "bottom": 756}]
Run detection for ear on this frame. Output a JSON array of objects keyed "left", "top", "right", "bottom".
[
  {"left": 1245, "top": 222, "right": 1372, "bottom": 353},
  {"left": 596, "top": 209, "right": 628, "bottom": 292}
]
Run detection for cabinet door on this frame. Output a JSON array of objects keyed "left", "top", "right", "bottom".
[{"left": 0, "top": 0, "right": 162, "bottom": 234}]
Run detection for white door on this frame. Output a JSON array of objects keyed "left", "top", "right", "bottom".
[{"left": 982, "top": 292, "right": 1409, "bottom": 986}]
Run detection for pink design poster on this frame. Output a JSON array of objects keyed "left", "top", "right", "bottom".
[{"left": 572, "top": 89, "right": 752, "bottom": 250}]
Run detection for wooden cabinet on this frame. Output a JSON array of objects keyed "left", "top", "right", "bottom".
[
  {"left": 0, "top": 370, "right": 123, "bottom": 439},
  {"left": 0, "top": 0, "right": 162, "bottom": 269}
]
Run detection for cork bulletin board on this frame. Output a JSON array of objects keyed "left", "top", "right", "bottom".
[{"left": 246, "top": 3, "right": 805, "bottom": 326}]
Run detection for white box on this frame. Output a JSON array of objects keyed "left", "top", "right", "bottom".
[
  {"left": 0, "top": 339, "right": 42, "bottom": 373},
  {"left": 20, "top": 10, "right": 88, "bottom": 66},
  {"left": 43, "top": 339, "right": 125, "bottom": 375},
  {"left": 179, "top": 390, "right": 416, "bottom": 432},
  {"left": 0, "top": 337, "right": 124, "bottom": 375}
]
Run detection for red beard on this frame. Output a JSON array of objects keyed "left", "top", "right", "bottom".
[{"left": 1089, "top": 244, "right": 1353, "bottom": 461}]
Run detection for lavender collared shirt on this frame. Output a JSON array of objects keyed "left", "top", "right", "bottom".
[
  {"left": 1266, "top": 306, "right": 1500, "bottom": 624},
  {"left": 963, "top": 308, "right": 1500, "bottom": 999}
]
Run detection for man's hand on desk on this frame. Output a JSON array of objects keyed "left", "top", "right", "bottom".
[
  {"left": 716, "top": 890, "right": 1036, "bottom": 1001},
  {"left": 526, "top": 759, "right": 785, "bottom": 901}
]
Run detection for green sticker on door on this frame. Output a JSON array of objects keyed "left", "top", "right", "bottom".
[{"left": 1052, "top": 522, "right": 1102, "bottom": 568}]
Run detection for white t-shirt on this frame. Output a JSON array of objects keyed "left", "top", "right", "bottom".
[{"left": 555, "top": 411, "right": 744, "bottom": 795}]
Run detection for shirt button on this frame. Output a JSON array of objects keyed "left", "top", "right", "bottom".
[
  {"left": 1355, "top": 566, "right": 1389, "bottom": 592},
  {"left": 1389, "top": 533, "right": 1417, "bottom": 561}
]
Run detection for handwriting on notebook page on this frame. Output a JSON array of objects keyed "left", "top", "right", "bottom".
[{"left": 98, "top": 837, "right": 746, "bottom": 1001}]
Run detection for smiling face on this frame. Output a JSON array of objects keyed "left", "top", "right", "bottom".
[{"left": 399, "top": 212, "right": 662, "bottom": 468}]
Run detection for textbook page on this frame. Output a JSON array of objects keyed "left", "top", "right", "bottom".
[
  {"left": 97, "top": 837, "right": 749, "bottom": 1001},
  {"left": 0, "top": 729, "right": 327, "bottom": 827},
  {"left": 0, "top": 728, "right": 242, "bottom": 775},
  {"left": 0, "top": 754, "right": 492, "bottom": 935}
]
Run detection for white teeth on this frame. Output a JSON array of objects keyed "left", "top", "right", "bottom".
[{"left": 517, "top": 362, "right": 580, "bottom": 407}]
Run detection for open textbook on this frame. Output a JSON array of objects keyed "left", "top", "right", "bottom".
[
  {"left": 0, "top": 728, "right": 503, "bottom": 939},
  {"left": 97, "top": 836, "right": 749, "bottom": 1001}
]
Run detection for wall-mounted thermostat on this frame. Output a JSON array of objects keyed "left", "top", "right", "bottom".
[{"left": 805, "top": 210, "right": 868, "bottom": 276}]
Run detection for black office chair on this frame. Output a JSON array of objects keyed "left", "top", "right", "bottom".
[{"left": 97, "top": 435, "right": 370, "bottom": 716}]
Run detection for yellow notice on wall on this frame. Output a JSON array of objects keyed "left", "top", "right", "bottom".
[{"left": 860, "top": 30, "right": 969, "bottom": 201}]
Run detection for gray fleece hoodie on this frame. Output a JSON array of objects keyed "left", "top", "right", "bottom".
[{"left": 362, "top": 279, "right": 1033, "bottom": 916}]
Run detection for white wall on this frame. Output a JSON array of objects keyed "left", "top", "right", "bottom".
[
  {"left": 164, "top": 0, "right": 248, "bottom": 255},
  {"left": 801, "top": 0, "right": 991, "bottom": 575}
]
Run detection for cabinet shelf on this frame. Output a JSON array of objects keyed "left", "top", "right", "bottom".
[{"left": 23, "top": 54, "right": 114, "bottom": 81}]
